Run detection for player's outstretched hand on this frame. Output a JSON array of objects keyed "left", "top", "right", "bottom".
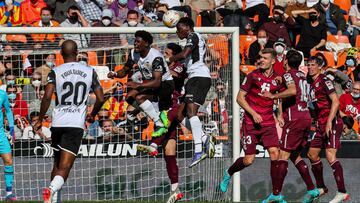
[
  {"left": 325, "top": 121, "right": 332, "bottom": 137},
  {"left": 33, "top": 120, "right": 42, "bottom": 132},
  {"left": 252, "top": 112, "right": 263, "bottom": 124},
  {"left": 107, "top": 71, "right": 117, "bottom": 79},
  {"left": 127, "top": 81, "right": 140, "bottom": 89}
]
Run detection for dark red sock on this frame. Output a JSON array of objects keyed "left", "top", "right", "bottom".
[
  {"left": 164, "top": 155, "right": 178, "bottom": 184},
  {"left": 295, "top": 159, "right": 315, "bottom": 190},
  {"left": 270, "top": 160, "right": 279, "bottom": 195},
  {"left": 228, "top": 157, "right": 247, "bottom": 176},
  {"left": 331, "top": 160, "right": 346, "bottom": 193},
  {"left": 311, "top": 160, "right": 326, "bottom": 188},
  {"left": 273, "top": 160, "right": 288, "bottom": 195}
]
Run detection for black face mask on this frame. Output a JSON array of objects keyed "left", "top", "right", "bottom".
[
  {"left": 69, "top": 15, "right": 78, "bottom": 23},
  {"left": 217, "top": 91, "right": 225, "bottom": 98},
  {"left": 156, "top": 11, "right": 164, "bottom": 21},
  {"left": 273, "top": 15, "right": 282, "bottom": 23},
  {"left": 309, "top": 14, "right": 318, "bottom": 22}
]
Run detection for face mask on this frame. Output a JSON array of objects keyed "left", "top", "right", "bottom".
[
  {"left": 275, "top": 45, "right": 285, "bottom": 54},
  {"left": 118, "top": 0, "right": 127, "bottom": 6},
  {"left": 7, "top": 80, "right": 15, "bottom": 85},
  {"left": 102, "top": 19, "right": 111, "bottom": 26},
  {"left": 309, "top": 14, "right": 318, "bottom": 22},
  {"left": 32, "top": 80, "right": 41, "bottom": 87},
  {"left": 79, "top": 60, "right": 87, "bottom": 66},
  {"left": 351, "top": 92, "right": 360, "bottom": 100},
  {"left": 42, "top": 16, "right": 51, "bottom": 24},
  {"left": 8, "top": 93, "right": 16, "bottom": 100},
  {"left": 138, "top": 5, "right": 143, "bottom": 10},
  {"left": 346, "top": 59, "right": 355, "bottom": 67},
  {"left": 297, "top": 0, "right": 305, "bottom": 4},
  {"left": 218, "top": 91, "right": 225, "bottom": 98},
  {"left": 69, "top": 15, "right": 78, "bottom": 23},
  {"left": 46, "top": 61, "right": 55, "bottom": 68},
  {"left": 113, "top": 90, "right": 123, "bottom": 99},
  {"left": 258, "top": 38, "right": 267, "bottom": 45},
  {"left": 10, "top": 101, "right": 15, "bottom": 107},
  {"left": 273, "top": 15, "right": 282, "bottom": 23},
  {"left": 321, "top": 0, "right": 330, "bottom": 5},
  {"left": 157, "top": 12, "right": 164, "bottom": 21},
  {"left": 127, "top": 20, "right": 137, "bottom": 27}
]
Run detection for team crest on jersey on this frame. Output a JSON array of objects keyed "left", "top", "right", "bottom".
[{"left": 315, "top": 82, "right": 319, "bottom": 87}]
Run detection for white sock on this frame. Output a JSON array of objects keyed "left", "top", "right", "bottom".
[
  {"left": 6, "top": 191, "right": 12, "bottom": 196},
  {"left": 181, "top": 118, "right": 192, "bottom": 130},
  {"left": 49, "top": 175, "right": 64, "bottom": 193},
  {"left": 171, "top": 183, "right": 179, "bottom": 191},
  {"left": 189, "top": 116, "right": 203, "bottom": 153},
  {"left": 140, "top": 100, "right": 163, "bottom": 127},
  {"left": 150, "top": 143, "right": 158, "bottom": 149}
]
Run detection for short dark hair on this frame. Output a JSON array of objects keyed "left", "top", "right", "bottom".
[
  {"left": 30, "top": 111, "right": 40, "bottom": 119},
  {"left": 135, "top": 30, "right": 153, "bottom": 46},
  {"left": 6, "top": 85, "right": 16, "bottom": 91},
  {"left": 342, "top": 116, "right": 354, "bottom": 129},
  {"left": 67, "top": 5, "right": 80, "bottom": 12},
  {"left": 127, "top": 9, "right": 139, "bottom": 17},
  {"left": 286, "top": 49, "right": 303, "bottom": 70},
  {"left": 314, "top": 52, "right": 327, "bottom": 68},
  {"left": 41, "top": 7, "right": 52, "bottom": 15},
  {"left": 261, "top": 48, "right": 276, "bottom": 59},
  {"left": 177, "top": 17, "right": 194, "bottom": 29},
  {"left": 166, "top": 43, "right": 182, "bottom": 55},
  {"left": 308, "top": 56, "right": 323, "bottom": 66}
]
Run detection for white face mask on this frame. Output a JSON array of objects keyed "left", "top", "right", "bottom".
[
  {"left": 351, "top": 92, "right": 360, "bottom": 100},
  {"left": 275, "top": 45, "right": 285, "bottom": 54},
  {"left": 258, "top": 38, "right": 267, "bottom": 45},
  {"left": 321, "top": 0, "right": 330, "bottom": 5},
  {"left": 102, "top": 19, "right": 111, "bottom": 26},
  {"left": 297, "top": 0, "right": 305, "bottom": 4},
  {"left": 127, "top": 20, "right": 137, "bottom": 27},
  {"left": 32, "top": 80, "right": 41, "bottom": 87},
  {"left": 10, "top": 102, "right": 15, "bottom": 107}
]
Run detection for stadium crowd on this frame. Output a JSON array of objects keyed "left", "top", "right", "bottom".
[{"left": 0, "top": 0, "right": 358, "bottom": 141}]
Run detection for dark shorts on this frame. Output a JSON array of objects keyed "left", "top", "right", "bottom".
[
  {"left": 51, "top": 127, "right": 84, "bottom": 156},
  {"left": 138, "top": 80, "right": 175, "bottom": 111},
  {"left": 242, "top": 124, "right": 279, "bottom": 155},
  {"left": 280, "top": 119, "right": 312, "bottom": 152},
  {"left": 184, "top": 77, "right": 211, "bottom": 106},
  {"left": 310, "top": 119, "right": 343, "bottom": 149}
]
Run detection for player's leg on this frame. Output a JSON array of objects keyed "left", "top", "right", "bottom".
[
  {"left": 49, "top": 150, "right": 61, "bottom": 203},
  {"left": 164, "top": 137, "right": 183, "bottom": 203},
  {"left": 307, "top": 147, "right": 328, "bottom": 197},
  {"left": 0, "top": 132, "right": 16, "bottom": 201}
]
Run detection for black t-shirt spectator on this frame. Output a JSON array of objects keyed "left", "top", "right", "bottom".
[
  {"left": 248, "top": 40, "right": 274, "bottom": 65},
  {"left": 295, "top": 16, "right": 327, "bottom": 58}
]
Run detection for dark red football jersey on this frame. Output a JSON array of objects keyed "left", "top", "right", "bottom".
[
  {"left": 339, "top": 93, "right": 360, "bottom": 118},
  {"left": 241, "top": 69, "right": 280, "bottom": 126}
]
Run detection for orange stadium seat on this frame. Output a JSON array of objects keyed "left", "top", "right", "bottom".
[
  {"left": 356, "top": 35, "right": 360, "bottom": 47},
  {"left": 114, "top": 65, "right": 128, "bottom": 85},
  {"left": 337, "top": 51, "right": 347, "bottom": 67},
  {"left": 55, "top": 52, "right": 64, "bottom": 66},
  {"left": 6, "top": 34, "right": 27, "bottom": 44},
  {"left": 100, "top": 79, "right": 116, "bottom": 91},
  {"left": 240, "top": 35, "right": 257, "bottom": 64},
  {"left": 196, "top": 15, "right": 201, "bottom": 27},
  {"left": 207, "top": 35, "right": 229, "bottom": 65},
  {"left": 310, "top": 50, "right": 336, "bottom": 67},
  {"left": 87, "top": 51, "right": 98, "bottom": 66},
  {"left": 327, "top": 35, "right": 350, "bottom": 44},
  {"left": 295, "top": 35, "right": 300, "bottom": 46},
  {"left": 240, "top": 65, "right": 256, "bottom": 74},
  {"left": 334, "top": 0, "right": 352, "bottom": 14}
]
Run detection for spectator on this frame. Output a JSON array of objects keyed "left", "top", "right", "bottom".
[
  {"left": 0, "top": 74, "right": 15, "bottom": 91},
  {"left": 0, "top": 0, "right": 23, "bottom": 26},
  {"left": 243, "top": 0, "right": 269, "bottom": 31},
  {"left": 28, "top": 88, "right": 54, "bottom": 117},
  {"left": 87, "top": 108, "right": 110, "bottom": 138},
  {"left": 22, "top": 72, "right": 41, "bottom": 102},
  {"left": 248, "top": 29, "right": 274, "bottom": 65},
  {"left": 60, "top": 6, "right": 90, "bottom": 48},
  {"left": 337, "top": 54, "right": 360, "bottom": 81},
  {"left": 340, "top": 82, "right": 360, "bottom": 120},
  {"left": 325, "top": 67, "right": 353, "bottom": 95},
  {"left": 91, "top": 9, "right": 121, "bottom": 46},
  {"left": 273, "top": 37, "right": 287, "bottom": 76},
  {"left": 0, "top": 44, "right": 22, "bottom": 76},
  {"left": 217, "top": 1, "right": 253, "bottom": 34},
  {"left": 285, "top": 0, "right": 309, "bottom": 46},
  {"left": 316, "top": 0, "right": 346, "bottom": 35},
  {"left": 188, "top": 0, "right": 216, "bottom": 26},
  {"left": 341, "top": 116, "right": 359, "bottom": 140},
  {"left": 110, "top": 0, "right": 138, "bottom": 26},
  {"left": 260, "top": 5, "right": 293, "bottom": 47},
  {"left": 76, "top": 0, "right": 104, "bottom": 24},
  {"left": 34, "top": 53, "right": 55, "bottom": 85},
  {"left": 102, "top": 82, "right": 127, "bottom": 123},
  {"left": 45, "top": 0, "right": 78, "bottom": 23},
  {"left": 31, "top": 7, "right": 63, "bottom": 49},
  {"left": 120, "top": 10, "right": 144, "bottom": 45},
  {"left": 292, "top": 7, "right": 327, "bottom": 58},
  {"left": 77, "top": 52, "right": 88, "bottom": 66},
  {"left": 22, "top": 111, "right": 51, "bottom": 140},
  {"left": 20, "top": 0, "right": 47, "bottom": 25},
  {"left": 6, "top": 85, "right": 28, "bottom": 118},
  {"left": 13, "top": 114, "right": 28, "bottom": 139},
  {"left": 349, "top": 0, "right": 360, "bottom": 46}
]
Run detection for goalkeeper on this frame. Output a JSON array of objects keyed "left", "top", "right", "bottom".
[{"left": 0, "top": 90, "right": 16, "bottom": 201}]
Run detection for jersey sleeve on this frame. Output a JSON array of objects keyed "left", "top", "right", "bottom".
[
  {"left": 184, "top": 32, "right": 199, "bottom": 51},
  {"left": 3, "top": 93, "right": 14, "bottom": 128},
  {"left": 152, "top": 57, "right": 166, "bottom": 72},
  {"left": 91, "top": 69, "right": 102, "bottom": 90},
  {"left": 323, "top": 77, "right": 336, "bottom": 95},
  {"left": 47, "top": 70, "right": 56, "bottom": 85},
  {"left": 282, "top": 72, "right": 295, "bottom": 87},
  {"left": 240, "top": 72, "right": 254, "bottom": 92}
]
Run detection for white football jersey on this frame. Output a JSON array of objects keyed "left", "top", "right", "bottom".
[
  {"left": 47, "top": 62, "right": 101, "bottom": 129},
  {"left": 184, "top": 32, "right": 210, "bottom": 79},
  {"left": 130, "top": 48, "right": 173, "bottom": 81}
]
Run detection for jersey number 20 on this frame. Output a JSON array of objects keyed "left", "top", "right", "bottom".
[{"left": 61, "top": 81, "right": 87, "bottom": 105}]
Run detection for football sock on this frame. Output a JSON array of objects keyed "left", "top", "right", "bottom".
[
  {"left": 189, "top": 116, "right": 203, "bottom": 153},
  {"left": 181, "top": 118, "right": 192, "bottom": 131},
  {"left": 294, "top": 159, "right": 315, "bottom": 190},
  {"left": 139, "top": 100, "right": 163, "bottom": 127},
  {"left": 164, "top": 155, "right": 178, "bottom": 186},
  {"left": 49, "top": 175, "right": 64, "bottom": 193},
  {"left": 311, "top": 160, "right": 326, "bottom": 188},
  {"left": 270, "top": 160, "right": 279, "bottom": 195},
  {"left": 273, "top": 160, "right": 288, "bottom": 195},
  {"left": 330, "top": 160, "right": 346, "bottom": 193},
  {"left": 228, "top": 157, "right": 247, "bottom": 176},
  {"left": 4, "top": 165, "right": 13, "bottom": 194}
]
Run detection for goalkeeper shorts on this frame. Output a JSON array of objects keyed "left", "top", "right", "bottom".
[{"left": 0, "top": 132, "right": 11, "bottom": 155}]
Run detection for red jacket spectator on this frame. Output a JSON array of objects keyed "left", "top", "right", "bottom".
[
  {"left": 20, "top": 0, "right": 47, "bottom": 25},
  {"left": 12, "top": 94, "right": 29, "bottom": 118}
]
